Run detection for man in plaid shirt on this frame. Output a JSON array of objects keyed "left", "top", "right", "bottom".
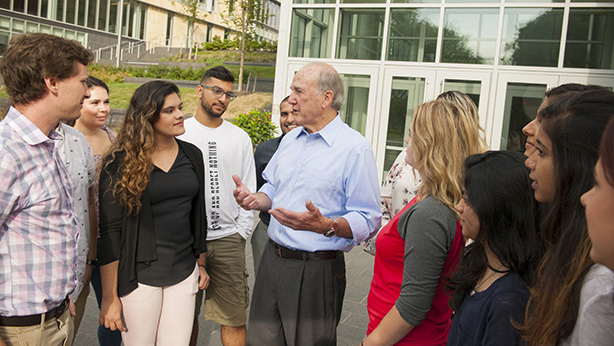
[{"left": 0, "top": 33, "right": 93, "bottom": 346}]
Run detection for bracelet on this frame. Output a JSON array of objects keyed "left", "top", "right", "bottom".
[
  {"left": 86, "top": 258, "right": 98, "bottom": 266},
  {"left": 198, "top": 264, "right": 207, "bottom": 270}
]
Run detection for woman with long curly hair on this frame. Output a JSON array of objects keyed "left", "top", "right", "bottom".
[
  {"left": 522, "top": 89, "right": 614, "bottom": 346},
  {"left": 98, "top": 81, "right": 209, "bottom": 345},
  {"left": 446, "top": 151, "right": 542, "bottom": 345},
  {"left": 582, "top": 118, "right": 614, "bottom": 273},
  {"left": 364, "top": 99, "right": 485, "bottom": 345}
]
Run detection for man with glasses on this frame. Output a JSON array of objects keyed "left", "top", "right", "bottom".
[{"left": 179, "top": 66, "right": 255, "bottom": 346}]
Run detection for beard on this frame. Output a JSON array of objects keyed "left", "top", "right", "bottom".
[{"left": 201, "top": 97, "right": 227, "bottom": 118}]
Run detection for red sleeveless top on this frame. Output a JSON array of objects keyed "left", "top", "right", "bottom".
[{"left": 367, "top": 197, "right": 464, "bottom": 345}]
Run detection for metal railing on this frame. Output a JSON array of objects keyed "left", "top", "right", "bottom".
[{"left": 93, "top": 35, "right": 200, "bottom": 64}]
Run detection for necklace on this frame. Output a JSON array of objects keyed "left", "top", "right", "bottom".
[{"left": 470, "top": 265, "right": 505, "bottom": 296}]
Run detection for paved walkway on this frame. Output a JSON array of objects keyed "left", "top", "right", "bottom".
[{"left": 74, "top": 240, "right": 376, "bottom": 346}]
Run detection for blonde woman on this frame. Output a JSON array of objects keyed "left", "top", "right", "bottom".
[
  {"left": 365, "top": 91, "right": 487, "bottom": 255},
  {"left": 364, "top": 100, "right": 485, "bottom": 345}
]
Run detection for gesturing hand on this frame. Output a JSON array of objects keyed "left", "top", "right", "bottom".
[
  {"left": 269, "top": 200, "right": 331, "bottom": 234},
  {"left": 232, "top": 174, "right": 259, "bottom": 210}
]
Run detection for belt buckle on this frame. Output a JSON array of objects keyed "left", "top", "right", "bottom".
[{"left": 273, "top": 245, "right": 282, "bottom": 258}]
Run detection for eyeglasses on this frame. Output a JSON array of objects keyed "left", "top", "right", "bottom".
[{"left": 200, "top": 85, "right": 237, "bottom": 102}]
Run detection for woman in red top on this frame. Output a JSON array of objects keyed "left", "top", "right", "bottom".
[{"left": 364, "top": 100, "right": 485, "bottom": 346}]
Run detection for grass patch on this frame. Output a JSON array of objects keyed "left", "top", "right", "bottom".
[
  {"left": 108, "top": 83, "right": 272, "bottom": 117},
  {"left": 226, "top": 65, "right": 276, "bottom": 79},
  {"left": 166, "top": 50, "right": 277, "bottom": 64},
  {"left": 0, "top": 84, "right": 272, "bottom": 119},
  {"left": 106, "top": 83, "right": 200, "bottom": 111}
]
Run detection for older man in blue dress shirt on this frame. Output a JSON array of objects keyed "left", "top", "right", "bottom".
[{"left": 233, "top": 62, "right": 381, "bottom": 346}]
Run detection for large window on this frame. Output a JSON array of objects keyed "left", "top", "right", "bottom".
[
  {"left": 98, "top": 0, "right": 108, "bottom": 31},
  {"left": 441, "top": 8, "right": 498, "bottom": 64},
  {"left": 500, "top": 8, "right": 564, "bottom": 67},
  {"left": 290, "top": 8, "right": 334, "bottom": 58},
  {"left": 337, "top": 8, "right": 385, "bottom": 60},
  {"left": 565, "top": 8, "right": 614, "bottom": 70},
  {"left": 87, "top": 0, "right": 96, "bottom": 28},
  {"left": 388, "top": 8, "right": 439, "bottom": 62}
]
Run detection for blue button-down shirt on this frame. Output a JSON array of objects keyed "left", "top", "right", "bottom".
[
  {"left": 260, "top": 115, "right": 381, "bottom": 252},
  {"left": 0, "top": 107, "right": 79, "bottom": 316}
]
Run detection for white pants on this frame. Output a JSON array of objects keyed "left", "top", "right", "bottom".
[{"left": 120, "top": 264, "right": 198, "bottom": 346}]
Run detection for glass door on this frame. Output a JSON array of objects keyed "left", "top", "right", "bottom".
[
  {"left": 376, "top": 68, "right": 436, "bottom": 179},
  {"left": 435, "top": 70, "right": 492, "bottom": 132},
  {"left": 490, "top": 73, "right": 559, "bottom": 151}
]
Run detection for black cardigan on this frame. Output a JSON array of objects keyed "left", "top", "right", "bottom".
[{"left": 98, "top": 139, "right": 207, "bottom": 297}]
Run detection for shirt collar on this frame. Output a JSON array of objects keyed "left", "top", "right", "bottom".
[
  {"left": 5, "top": 106, "right": 59, "bottom": 145},
  {"left": 294, "top": 114, "right": 343, "bottom": 147}
]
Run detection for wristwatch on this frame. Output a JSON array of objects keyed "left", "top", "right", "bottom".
[{"left": 324, "top": 218, "right": 339, "bottom": 238}]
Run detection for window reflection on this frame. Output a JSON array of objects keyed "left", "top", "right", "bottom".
[
  {"left": 384, "top": 77, "right": 426, "bottom": 175},
  {"left": 500, "top": 8, "right": 563, "bottom": 67},
  {"left": 441, "top": 8, "right": 498, "bottom": 64},
  {"left": 388, "top": 8, "right": 439, "bottom": 62},
  {"left": 290, "top": 8, "right": 334, "bottom": 58},
  {"left": 337, "top": 9, "right": 385, "bottom": 60},
  {"left": 339, "top": 74, "right": 370, "bottom": 136},
  {"left": 565, "top": 8, "right": 614, "bottom": 69},
  {"left": 500, "top": 83, "right": 546, "bottom": 152}
]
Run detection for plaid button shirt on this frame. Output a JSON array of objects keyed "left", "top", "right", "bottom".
[{"left": 0, "top": 107, "right": 79, "bottom": 316}]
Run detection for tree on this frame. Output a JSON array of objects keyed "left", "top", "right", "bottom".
[
  {"left": 172, "top": 0, "right": 207, "bottom": 60},
  {"left": 221, "top": 0, "right": 269, "bottom": 91}
]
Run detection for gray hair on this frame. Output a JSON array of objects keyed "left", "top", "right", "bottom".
[{"left": 309, "top": 63, "right": 345, "bottom": 111}]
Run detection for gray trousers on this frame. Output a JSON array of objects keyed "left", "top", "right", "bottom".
[
  {"left": 250, "top": 220, "right": 270, "bottom": 275},
  {"left": 246, "top": 241, "right": 346, "bottom": 346}
]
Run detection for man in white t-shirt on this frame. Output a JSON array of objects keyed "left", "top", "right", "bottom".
[{"left": 179, "top": 66, "right": 256, "bottom": 346}]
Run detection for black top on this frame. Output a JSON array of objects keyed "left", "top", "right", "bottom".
[
  {"left": 138, "top": 148, "right": 199, "bottom": 286},
  {"left": 98, "top": 139, "right": 207, "bottom": 297},
  {"left": 446, "top": 271, "right": 529, "bottom": 346},
  {"left": 253, "top": 135, "right": 283, "bottom": 225}
]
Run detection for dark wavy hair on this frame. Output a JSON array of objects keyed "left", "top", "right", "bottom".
[
  {"left": 447, "top": 151, "right": 542, "bottom": 310},
  {"left": 522, "top": 89, "right": 614, "bottom": 346},
  {"left": 102, "top": 80, "right": 180, "bottom": 214}
]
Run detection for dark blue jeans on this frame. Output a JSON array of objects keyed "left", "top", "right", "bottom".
[{"left": 91, "top": 257, "right": 122, "bottom": 346}]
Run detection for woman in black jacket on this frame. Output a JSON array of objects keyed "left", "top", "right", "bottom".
[{"left": 98, "top": 81, "right": 208, "bottom": 346}]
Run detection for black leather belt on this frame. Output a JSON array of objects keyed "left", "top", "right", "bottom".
[
  {"left": 0, "top": 297, "right": 69, "bottom": 327},
  {"left": 269, "top": 239, "right": 340, "bottom": 261}
]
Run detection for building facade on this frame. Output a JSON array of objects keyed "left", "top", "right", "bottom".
[
  {"left": 0, "top": 0, "right": 280, "bottom": 54},
  {"left": 271, "top": 0, "right": 614, "bottom": 179}
]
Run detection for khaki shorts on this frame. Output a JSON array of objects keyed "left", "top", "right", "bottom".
[{"left": 195, "top": 233, "right": 249, "bottom": 327}]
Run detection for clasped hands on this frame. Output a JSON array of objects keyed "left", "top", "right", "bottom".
[{"left": 232, "top": 174, "right": 332, "bottom": 234}]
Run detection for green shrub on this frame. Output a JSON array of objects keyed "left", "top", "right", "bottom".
[{"left": 230, "top": 109, "right": 277, "bottom": 149}]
